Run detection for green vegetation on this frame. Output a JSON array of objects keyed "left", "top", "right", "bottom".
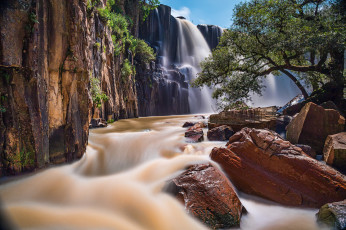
[
  {"left": 107, "top": 119, "right": 115, "bottom": 123},
  {"left": 94, "top": 0, "right": 157, "bottom": 68},
  {"left": 140, "top": 0, "right": 160, "bottom": 21},
  {"left": 121, "top": 59, "right": 135, "bottom": 80},
  {"left": 0, "top": 94, "right": 7, "bottom": 113},
  {"left": 90, "top": 76, "right": 109, "bottom": 108},
  {"left": 19, "top": 148, "right": 35, "bottom": 168},
  {"left": 194, "top": 0, "right": 345, "bottom": 109},
  {"left": 94, "top": 42, "right": 101, "bottom": 49}
]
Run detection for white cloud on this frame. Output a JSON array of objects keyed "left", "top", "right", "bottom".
[{"left": 171, "top": 7, "right": 191, "bottom": 20}]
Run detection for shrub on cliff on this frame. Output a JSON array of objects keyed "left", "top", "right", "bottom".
[
  {"left": 193, "top": 0, "right": 345, "bottom": 109},
  {"left": 90, "top": 76, "right": 108, "bottom": 108}
]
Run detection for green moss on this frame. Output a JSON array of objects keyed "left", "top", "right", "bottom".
[
  {"left": 107, "top": 119, "right": 115, "bottom": 123},
  {"left": 94, "top": 42, "right": 101, "bottom": 49}
]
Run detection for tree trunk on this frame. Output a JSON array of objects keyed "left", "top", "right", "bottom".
[
  {"left": 329, "top": 48, "right": 345, "bottom": 104},
  {"left": 281, "top": 70, "right": 309, "bottom": 99}
]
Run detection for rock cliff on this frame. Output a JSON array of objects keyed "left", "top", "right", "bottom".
[{"left": 0, "top": 0, "right": 139, "bottom": 176}]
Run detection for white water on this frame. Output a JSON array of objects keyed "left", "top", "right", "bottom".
[
  {"left": 0, "top": 115, "right": 322, "bottom": 230},
  {"left": 175, "top": 19, "right": 216, "bottom": 113}
]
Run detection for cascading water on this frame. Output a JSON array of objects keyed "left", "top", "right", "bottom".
[
  {"left": 0, "top": 115, "right": 322, "bottom": 230},
  {"left": 138, "top": 5, "right": 220, "bottom": 116},
  {"left": 175, "top": 18, "right": 216, "bottom": 113}
]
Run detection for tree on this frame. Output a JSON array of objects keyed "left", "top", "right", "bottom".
[{"left": 194, "top": 0, "right": 345, "bottom": 109}]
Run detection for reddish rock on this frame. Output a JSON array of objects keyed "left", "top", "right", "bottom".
[
  {"left": 207, "top": 125, "right": 234, "bottom": 141},
  {"left": 171, "top": 164, "right": 244, "bottom": 229},
  {"left": 323, "top": 132, "right": 346, "bottom": 173},
  {"left": 211, "top": 128, "right": 346, "bottom": 208},
  {"left": 286, "top": 102, "right": 345, "bottom": 154},
  {"left": 295, "top": 144, "right": 317, "bottom": 159},
  {"left": 209, "top": 107, "right": 277, "bottom": 132},
  {"left": 185, "top": 128, "right": 204, "bottom": 143},
  {"left": 182, "top": 122, "right": 196, "bottom": 128},
  {"left": 192, "top": 122, "right": 207, "bottom": 129}
]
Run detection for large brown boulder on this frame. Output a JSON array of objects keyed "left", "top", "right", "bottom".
[
  {"left": 170, "top": 164, "right": 244, "bottom": 229},
  {"left": 286, "top": 102, "right": 345, "bottom": 154},
  {"left": 207, "top": 125, "right": 234, "bottom": 141},
  {"left": 209, "top": 106, "right": 277, "bottom": 132},
  {"left": 210, "top": 128, "right": 346, "bottom": 208},
  {"left": 323, "top": 132, "right": 346, "bottom": 173},
  {"left": 317, "top": 200, "right": 346, "bottom": 230}
]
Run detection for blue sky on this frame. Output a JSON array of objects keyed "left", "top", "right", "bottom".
[{"left": 159, "top": 0, "right": 245, "bottom": 28}]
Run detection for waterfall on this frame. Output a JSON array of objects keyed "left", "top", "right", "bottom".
[
  {"left": 175, "top": 19, "right": 215, "bottom": 113},
  {"left": 138, "top": 5, "right": 218, "bottom": 116}
]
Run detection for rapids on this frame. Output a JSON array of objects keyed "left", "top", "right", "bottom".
[{"left": 0, "top": 115, "right": 324, "bottom": 230}]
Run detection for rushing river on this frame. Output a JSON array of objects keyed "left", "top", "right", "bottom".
[{"left": 0, "top": 115, "right": 323, "bottom": 230}]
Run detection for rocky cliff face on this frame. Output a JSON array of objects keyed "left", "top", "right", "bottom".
[
  {"left": 0, "top": 0, "right": 139, "bottom": 176},
  {"left": 137, "top": 4, "right": 190, "bottom": 116},
  {"left": 137, "top": 4, "right": 221, "bottom": 116},
  {"left": 197, "top": 24, "right": 223, "bottom": 50}
]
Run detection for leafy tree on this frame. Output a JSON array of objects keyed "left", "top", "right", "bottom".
[
  {"left": 194, "top": 0, "right": 345, "bottom": 108},
  {"left": 140, "top": 0, "right": 160, "bottom": 21}
]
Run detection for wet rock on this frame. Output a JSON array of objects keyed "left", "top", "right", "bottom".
[
  {"left": 197, "top": 24, "right": 223, "bottom": 50},
  {"left": 286, "top": 102, "right": 345, "bottom": 154},
  {"left": 89, "top": 118, "right": 108, "bottom": 129},
  {"left": 295, "top": 144, "right": 317, "bottom": 159},
  {"left": 185, "top": 128, "right": 204, "bottom": 143},
  {"left": 170, "top": 164, "right": 244, "bottom": 229},
  {"left": 209, "top": 107, "right": 277, "bottom": 132},
  {"left": 193, "top": 122, "right": 207, "bottom": 129},
  {"left": 194, "top": 115, "right": 206, "bottom": 119},
  {"left": 207, "top": 125, "right": 234, "bottom": 141},
  {"left": 323, "top": 133, "right": 346, "bottom": 173},
  {"left": 275, "top": 115, "right": 293, "bottom": 138},
  {"left": 317, "top": 200, "right": 346, "bottom": 230},
  {"left": 182, "top": 122, "right": 196, "bottom": 128},
  {"left": 210, "top": 128, "right": 346, "bottom": 208}
]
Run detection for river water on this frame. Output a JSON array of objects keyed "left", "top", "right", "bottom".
[{"left": 0, "top": 115, "right": 323, "bottom": 230}]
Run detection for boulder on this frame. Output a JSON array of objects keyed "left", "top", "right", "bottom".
[
  {"left": 89, "top": 118, "right": 108, "bottom": 129},
  {"left": 170, "top": 164, "right": 244, "bottom": 229},
  {"left": 323, "top": 132, "right": 346, "bottom": 173},
  {"left": 286, "top": 102, "right": 345, "bottom": 154},
  {"left": 182, "top": 122, "right": 196, "bottom": 128},
  {"left": 210, "top": 128, "right": 346, "bottom": 208},
  {"left": 207, "top": 125, "right": 234, "bottom": 141},
  {"left": 295, "top": 144, "right": 317, "bottom": 159},
  {"left": 209, "top": 107, "right": 277, "bottom": 132},
  {"left": 317, "top": 200, "right": 346, "bottom": 230},
  {"left": 185, "top": 128, "right": 204, "bottom": 143}
]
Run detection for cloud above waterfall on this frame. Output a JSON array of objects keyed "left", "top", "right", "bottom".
[{"left": 171, "top": 7, "right": 191, "bottom": 20}]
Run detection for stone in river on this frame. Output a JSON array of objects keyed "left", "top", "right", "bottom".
[
  {"left": 211, "top": 128, "right": 346, "bottom": 208},
  {"left": 286, "top": 102, "right": 345, "bottom": 154},
  {"left": 170, "top": 164, "right": 244, "bottom": 229},
  {"left": 323, "top": 132, "right": 346, "bottom": 173},
  {"left": 207, "top": 125, "right": 234, "bottom": 141}
]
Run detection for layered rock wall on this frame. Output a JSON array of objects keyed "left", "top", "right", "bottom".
[{"left": 0, "top": 0, "right": 139, "bottom": 176}]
